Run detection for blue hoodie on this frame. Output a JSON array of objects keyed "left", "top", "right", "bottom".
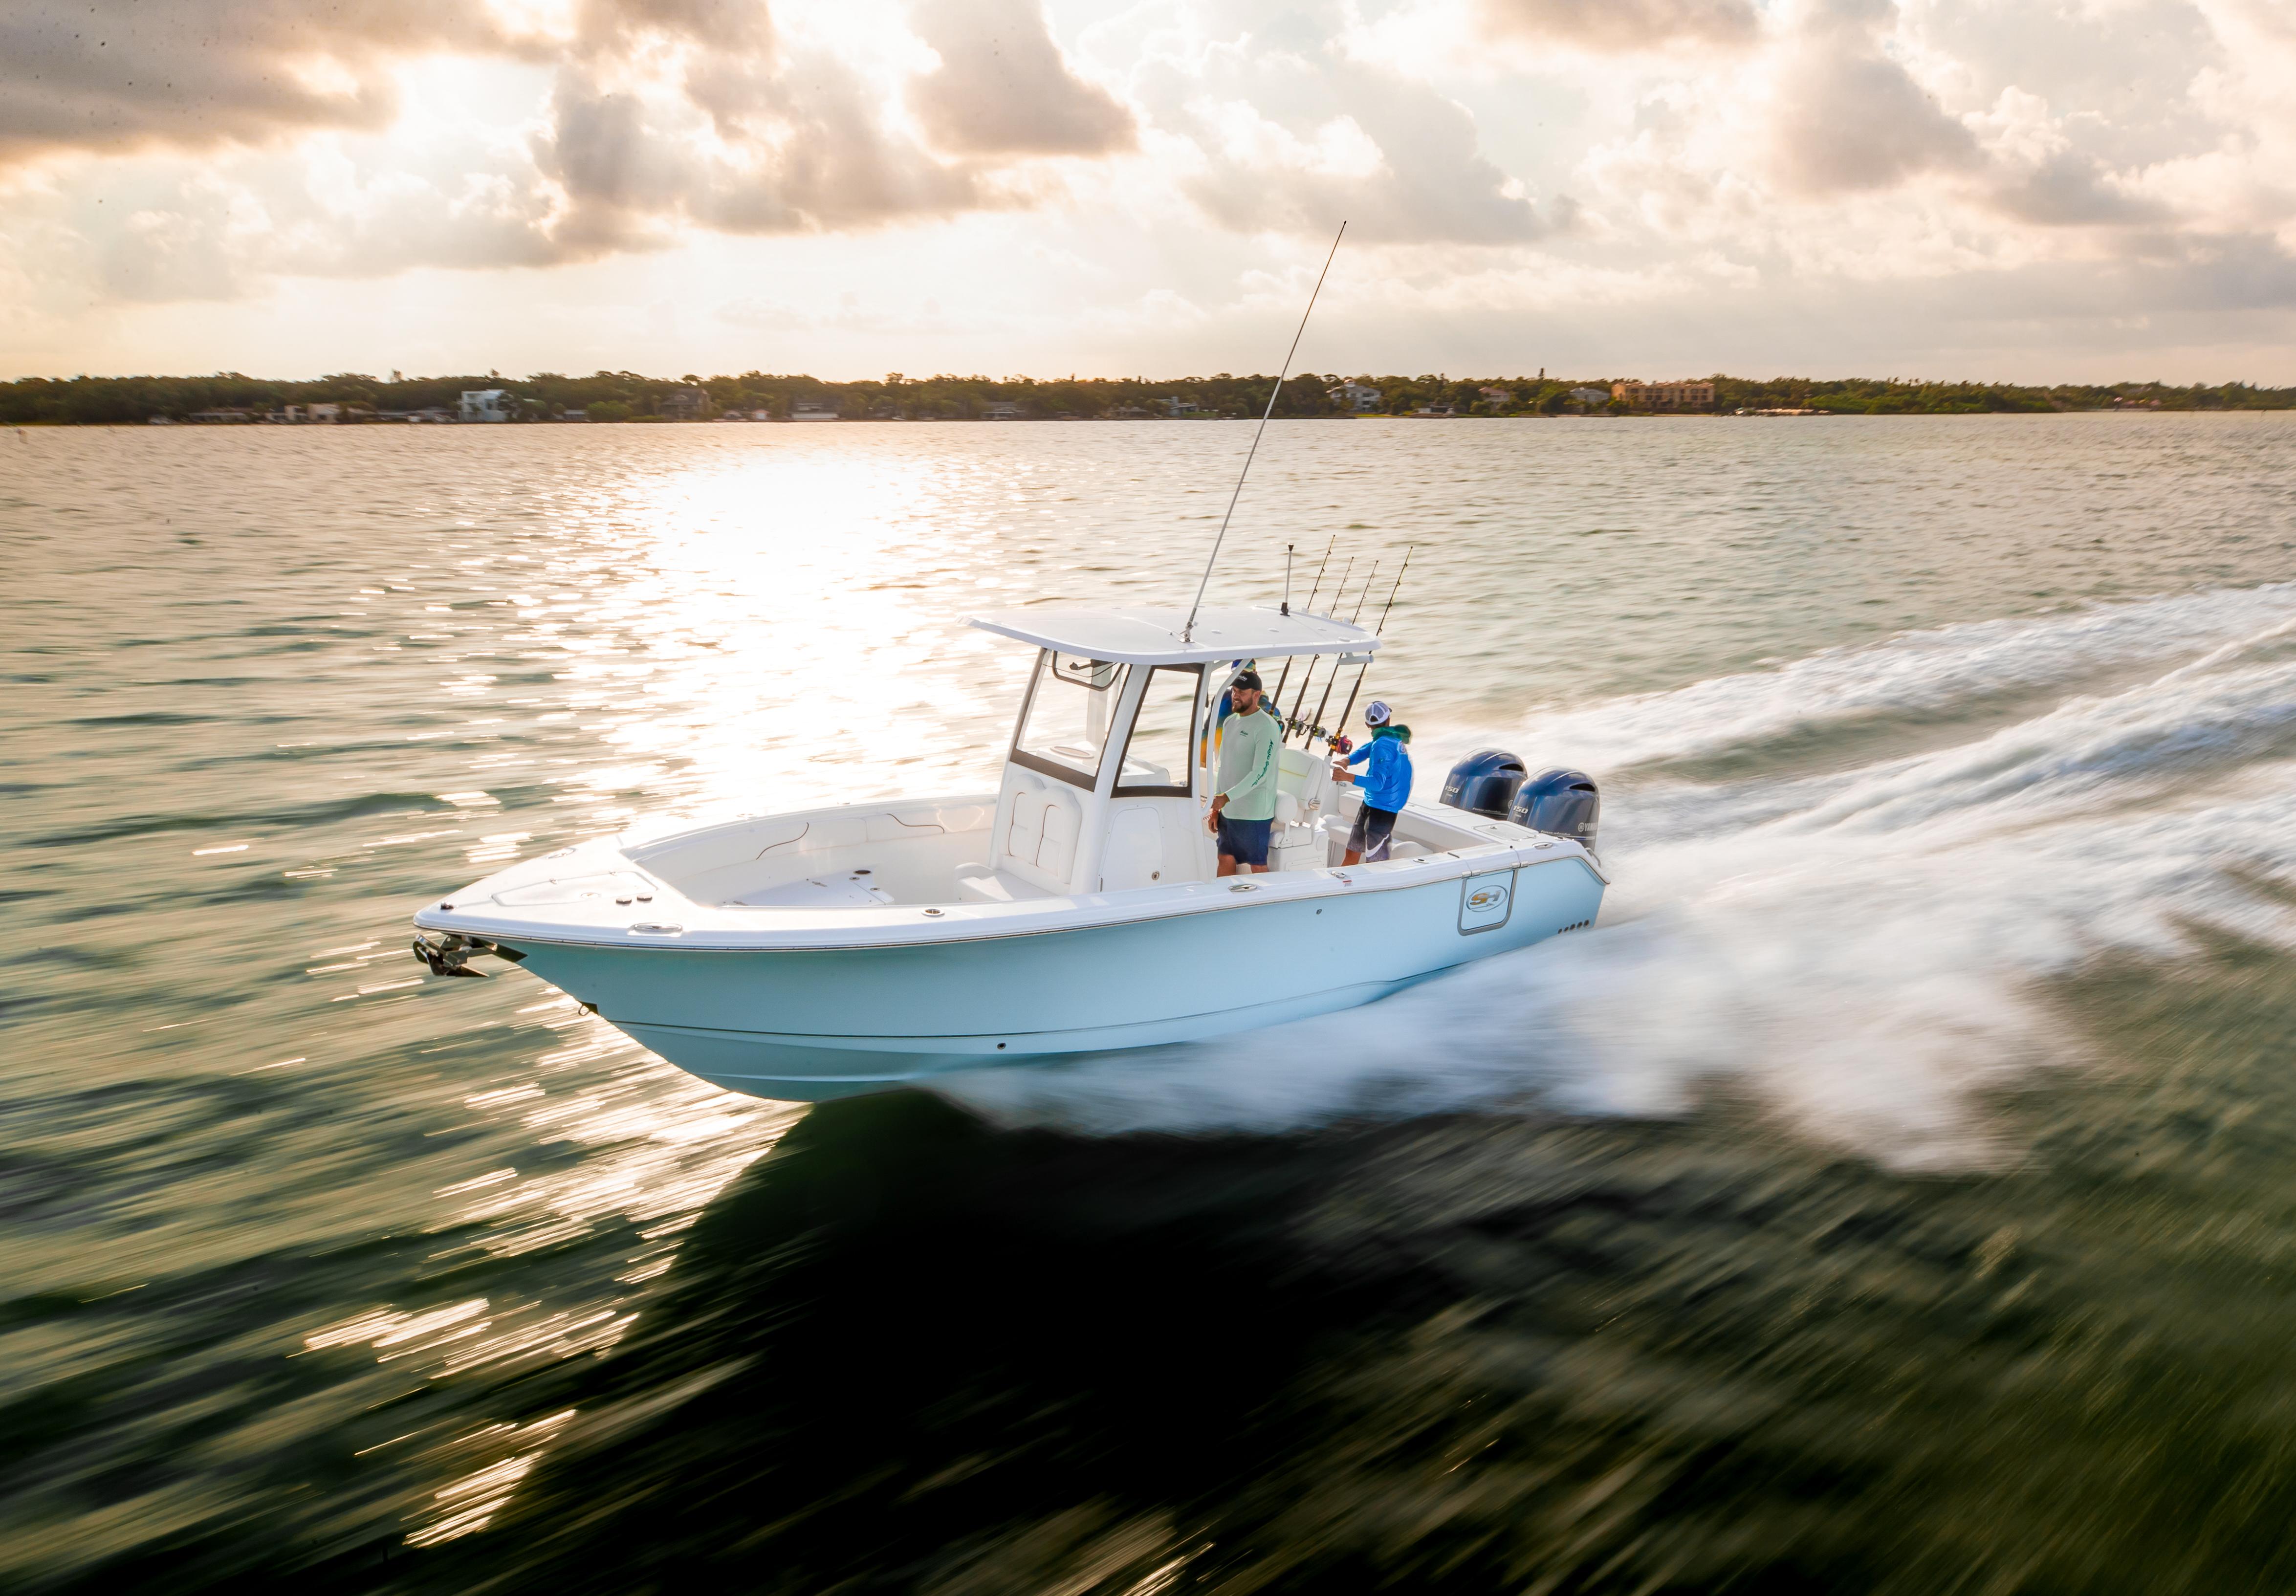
[{"left": 1345, "top": 725, "right": 1413, "bottom": 812}]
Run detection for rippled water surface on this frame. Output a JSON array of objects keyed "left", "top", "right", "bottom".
[{"left": 6, "top": 415, "right": 2296, "bottom": 1592}]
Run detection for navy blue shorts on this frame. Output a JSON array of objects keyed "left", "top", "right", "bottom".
[
  {"left": 1347, "top": 805, "right": 1399, "bottom": 861},
  {"left": 1216, "top": 813, "right": 1272, "bottom": 866}
]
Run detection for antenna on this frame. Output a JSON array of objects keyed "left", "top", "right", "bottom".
[{"left": 1181, "top": 221, "right": 1347, "bottom": 644}]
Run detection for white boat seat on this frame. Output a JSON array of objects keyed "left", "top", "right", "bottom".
[
  {"left": 998, "top": 773, "right": 1081, "bottom": 891},
  {"left": 953, "top": 862, "right": 1058, "bottom": 904}
]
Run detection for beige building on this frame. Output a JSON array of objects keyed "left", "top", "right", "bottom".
[{"left": 1612, "top": 380, "right": 1716, "bottom": 412}]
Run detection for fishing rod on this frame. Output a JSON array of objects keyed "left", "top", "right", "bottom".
[
  {"left": 1267, "top": 535, "right": 1334, "bottom": 728},
  {"left": 1330, "top": 545, "right": 1412, "bottom": 746},
  {"left": 1181, "top": 221, "right": 1347, "bottom": 645},
  {"left": 1304, "top": 558, "right": 1377, "bottom": 746},
  {"left": 1281, "top": 555, "right": 1351, "bottom": 743}
]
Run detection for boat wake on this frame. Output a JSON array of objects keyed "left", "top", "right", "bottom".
[{"left": 938, "top": 584, "right": 2296, "bottom": 1162}]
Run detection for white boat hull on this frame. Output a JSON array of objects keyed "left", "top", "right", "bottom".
[{"left": 477, "top": 850, "right": 1602, "bottom": 1099}]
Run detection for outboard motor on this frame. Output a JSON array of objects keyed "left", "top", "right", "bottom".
[
  {"left": 1441, "top": 748, "right": 1529, "bottom": 820},
  {"left": 1509, "top": 769, "right": 1599, "bottom": 852}
]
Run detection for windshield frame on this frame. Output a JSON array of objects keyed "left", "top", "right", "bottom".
[
  {"left": 1007, "top": 649, "right": 1128, "bottom": 790},
  {"left": 1112, "top": 663, "right": 1202, "bottom": 798}
]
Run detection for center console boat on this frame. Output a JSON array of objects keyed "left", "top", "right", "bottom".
[{"left": 412, "top": 604, "right": 1606, "bottom": 1100}]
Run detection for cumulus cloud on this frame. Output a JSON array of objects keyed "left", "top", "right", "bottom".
[
  {"left": 1763, "top": 0, "right": 1978, "bottom": 196},
  {"left": 0, "top": 0, "right": 528, "bottom": 164},
  {"left": 908, "top": 0, "right": 1136, "bottom": 156},
  {"left": 536, "top": 55, "right": 982, "bottom": 256},
  {"left": 1479, "top": 0, "right": 1761, "bottom": 53},
  {"left": 0, "top": 0, "right": 1078, "bottom": 278},
  {"left": 1142, "top": 32, "right": 1553, "bottom": 246},
  {"left": 5, "top": 0, "right": 2296, "bottom": 378}
]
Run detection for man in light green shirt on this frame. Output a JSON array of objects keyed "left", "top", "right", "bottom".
[{"left": 1209, "top": 668, "right": 1280, "bottom": 875}]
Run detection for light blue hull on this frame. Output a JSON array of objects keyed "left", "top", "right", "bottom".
[{"left": 507, "top": 856, "right": 1603, "bottom": 1100}]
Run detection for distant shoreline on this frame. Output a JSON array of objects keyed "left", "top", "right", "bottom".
[
  {"left": 7, "top": 370, "right": 2291, "bottom": 426},
  {"left": 25, "top": 410, "right": 2296, "bottom": 430}
]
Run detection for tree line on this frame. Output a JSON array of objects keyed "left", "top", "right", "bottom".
[{"left": 2, "top": 369, "right": 2290, "bottom": 425}]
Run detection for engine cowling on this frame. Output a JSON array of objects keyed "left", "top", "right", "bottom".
[
  {"left": 1509, "top": 769, "right": 1598, "bottom": 851},
  {"left": 1440, "top": 749, "right": 1528, "bottom": 820}
]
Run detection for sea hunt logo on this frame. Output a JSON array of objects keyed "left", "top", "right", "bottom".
[{"left": 1458, "top": 870, "right": 1515, "bottom": 934}]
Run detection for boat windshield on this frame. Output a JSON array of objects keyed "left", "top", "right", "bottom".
[
  {"left": 1012, "top": 651, "right": 1128, "bottom": 787},
  {"left": 1115, "top": 664, "right": 1200, "bottom": 796}
]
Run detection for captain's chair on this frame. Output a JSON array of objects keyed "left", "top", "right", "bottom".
[{"left": 1267, "top": 745, "right": 1334, "bottom": 868}]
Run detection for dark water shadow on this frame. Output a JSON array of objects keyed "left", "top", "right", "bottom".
[
  {"left": 35, "top": 922, "right": 2296, "bottom": 1596},
  {"left": 411, "top": 1092, "right": 2009, "bottom": 1595},
  {"left": 396, "top": 940, "right": 2296, "bottom": 1593}
]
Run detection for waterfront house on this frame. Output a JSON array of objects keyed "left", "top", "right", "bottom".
[
  {"left": 459, "top": 390, "right": 511, "bottom": 423},
  {"left": 1611, "top": 379, "right": 1716, "bottom": 412},
  {"left": 1327, "top": 380, "right": 1383, "bottom": 412},
  {"left": 790, "top": 402, "right": 839, "bottom": 421}
]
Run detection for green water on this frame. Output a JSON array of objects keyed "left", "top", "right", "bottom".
[{"left": 4, "top": 415, "right": 2296, "bottom": 1591}]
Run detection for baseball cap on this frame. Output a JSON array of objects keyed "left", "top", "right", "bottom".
[
  {"left": 1364, "top": 700, "right": 1391, "bottom": 725},
  {"left": 1233, "top": 668, "right": 1263, "bottom": 690}
]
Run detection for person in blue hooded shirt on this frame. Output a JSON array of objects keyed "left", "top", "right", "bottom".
[{"left": 1335, "top": 700, "right": 1412, "bottom": 864}]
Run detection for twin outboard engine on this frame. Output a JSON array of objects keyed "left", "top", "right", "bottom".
[
  {"left": 1441, "top": 750, "right": 1599, "bottom": 852},
  {"left": 1510, "top": 768, "right": 1599, "bottom": 851},
  {"left": 1440, "top": 749, "right": 1529, "bottom": 819}
]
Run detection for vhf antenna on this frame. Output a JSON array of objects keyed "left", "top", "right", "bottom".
[{"left": 1181, "top": 220, "right": 1347, "bottom": 645}]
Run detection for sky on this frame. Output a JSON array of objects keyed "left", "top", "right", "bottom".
[{"left": 2, "top": 0, "right": 2294, "bottom": 384}]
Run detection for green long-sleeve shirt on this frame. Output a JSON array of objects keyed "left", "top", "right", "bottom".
[{"left": 1215, "top": 707, "right": 1280, "bottom": 821}]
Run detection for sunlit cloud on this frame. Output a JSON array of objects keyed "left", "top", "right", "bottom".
[{"left": 1, "top": 0, "right": 2295, "bottom": 380}]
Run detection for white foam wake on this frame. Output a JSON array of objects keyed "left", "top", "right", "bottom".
[{"left": 936, "top": 586, "right": 2296, "bottom": 1165}]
